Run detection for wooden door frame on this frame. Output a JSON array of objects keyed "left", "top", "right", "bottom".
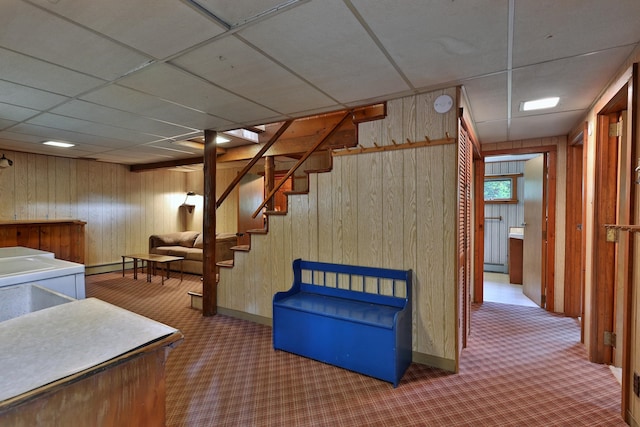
[
  {"left": 564, "top": 124, "right": 587, "bottom": 318},
  {"left": 591, "top": 112, "right": 622, "bottom": 365},
  {"left": 621, "top": 62, "right": 638, "bottom": 425},
  {"left": 474, "top": 146, "right": 557, "bottom": 311}
]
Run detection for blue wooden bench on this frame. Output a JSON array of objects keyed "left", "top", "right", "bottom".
[{"left": 273, "top": 259, "right": 413, "bottom": 387}]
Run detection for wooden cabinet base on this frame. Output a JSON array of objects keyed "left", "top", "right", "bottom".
[
  {"left": 0, "top": 220, "right": 85, "bottom": 264},
  {"left": 509, "top": 237, "right": 523, "bottom": 285},
  {"left": 0, "top": 347, "right": 173, "bottom": 427}
]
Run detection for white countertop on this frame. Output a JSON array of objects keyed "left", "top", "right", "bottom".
[
  {"left": 0, "top": 298, "right": 181, "bottom": 403},
  {"left": 0, "top": 247, "right": 54, "bottom": 259},
  {"left": 0, "top": 256, "right": 84, "bottom": 287}
]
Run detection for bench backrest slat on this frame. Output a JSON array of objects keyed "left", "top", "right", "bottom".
[{"left": 293, "top": 259, "right": 412, "bottom": 307}]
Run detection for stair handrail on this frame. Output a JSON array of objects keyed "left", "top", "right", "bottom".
[
  {"left": 252, "top": 111, "right": 352, "bottom": 218},
  {"left": 216, "top": 120, "right": 293, "bottom": 209}
]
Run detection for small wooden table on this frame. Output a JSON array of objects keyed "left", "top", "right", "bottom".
[{"left": 122, "top": 254, "right": 183, "bottom": 285}]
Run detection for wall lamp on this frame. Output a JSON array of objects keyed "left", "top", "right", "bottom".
[
  {"left": 0, "top": 154, "right": 13, "bottom": 168},
  {"left": 181, "top": 191, "right": 196, "bottom": 213}
]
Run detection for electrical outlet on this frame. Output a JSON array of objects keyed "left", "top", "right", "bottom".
[{"left": 606, "top": 228, "right": 617, "bottom": 242}]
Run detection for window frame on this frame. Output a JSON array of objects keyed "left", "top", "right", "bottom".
[{"left": 483, "top": 174, "right": 520, "bottom": 204}]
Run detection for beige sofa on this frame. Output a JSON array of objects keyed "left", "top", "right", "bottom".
[{"left": 149, "top": 231, "right": 237, "bottom": 275}]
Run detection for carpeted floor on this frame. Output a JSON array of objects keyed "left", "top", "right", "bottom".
[{"left": 86, "top": 271, "right": 626, "bottom": 427}]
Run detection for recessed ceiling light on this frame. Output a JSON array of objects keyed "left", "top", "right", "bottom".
[
  {"left": 216, "top": 136, "right": 230, "bottom": 144},
  {"left": 43, "top": 141, "right": 75, "bottom": 148},
  {"left": 521, "top": 97, "right": 560, "bottom": 111}
]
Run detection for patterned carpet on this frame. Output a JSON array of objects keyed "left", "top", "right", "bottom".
[{"left": 86, "top": 271, "right": 626, "bottom": 427}]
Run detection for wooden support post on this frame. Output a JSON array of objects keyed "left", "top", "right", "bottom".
[
  {"left": 265, "top": 156, "right": 275, "bottom": 211},
  {"left": 202, "top": 129, "right": 217, "bottom": 317}
]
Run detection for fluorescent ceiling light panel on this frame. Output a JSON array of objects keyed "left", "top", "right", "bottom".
[
  {"left": 521, "top": 97, "right": 560, "bottom": 111},
  {"left": 43, "top": 141, "right": 75, "bottom": 148},
  {"left": 216, "top": 136, "right": 230, "bottom": 144}
]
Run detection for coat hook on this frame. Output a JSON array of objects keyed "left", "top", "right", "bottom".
[
  {"left": 425, "top": 136, "right": 431, "bottom": 144},
  {"left": 445, "top": 131, "right": 450, "bottom": 139},
  {"left": 407, "top": 138, "right": 413, "bottom": 144},
  {"left": 391, "top": 139, "right": 398, "bottom": 146}
]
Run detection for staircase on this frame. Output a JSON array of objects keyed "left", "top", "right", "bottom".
[{"left": 189, "top": 103, "right": 387, "bottom": 311}]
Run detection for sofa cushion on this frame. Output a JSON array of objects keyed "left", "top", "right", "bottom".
[
  {"left": 151, "top": 231, "right": 200, "bottom": 248},
  {"left": 152, "top": 246, "right": 203, "bottom": 262},
  {"left": 181, "top": 247, "right": 203, "bottom": 262},
  {"left": 193, "top": 233, "right": 203, "bottom": 249}
]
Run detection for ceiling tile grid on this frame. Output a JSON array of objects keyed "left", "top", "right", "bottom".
[{"left": 0, "top": 0, "right": 638, "bottom": 164}]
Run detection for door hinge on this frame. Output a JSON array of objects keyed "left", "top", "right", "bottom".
[
  {"left": 609, "top": 121, "right": 622, "bottom": 137},
  {"left": 604, "top": 331, "right": 616, "bottom": 348}
]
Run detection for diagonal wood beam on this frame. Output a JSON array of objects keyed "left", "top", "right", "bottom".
[
  {"left": 252, "top": 111, "right": 351, "bottom": 218},
  {"left": 216, "top": 120, "right": 293, "bottom": 209}
]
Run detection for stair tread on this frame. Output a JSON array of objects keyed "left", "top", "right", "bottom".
[{"left": 216, "top": 259, "right": 234, "bottom": 268}]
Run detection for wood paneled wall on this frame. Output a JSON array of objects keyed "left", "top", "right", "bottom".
[
  {"left": 184, "top": 167, "right": 238, "bottom": 233},
  {"left": 219, "top": 88, "right": 460, "bottom": 369},
  {"left": 0, "top": 152, "right": 236, "bottom": 268},
  {"left": 484, "top": 161, "right": 525, "bottom": 271}
]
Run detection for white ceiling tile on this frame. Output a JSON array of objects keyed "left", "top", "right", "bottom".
[
  {"left": 0, "top": 137, "right": 99, "bottom": 158},
  {"left": 0, "top": 1, "right": 151, "bottom": 80},
  {"left": 238, "top": 0, "right": 410, "bottom": 103},
  {"left": 172, "top": 36, "right": 337, "bottom": 114},
  {"left": 80, "top": 85, "right": 234, "bottom": 130},
  {"left": 10, "top": 122, "right": 145, "bottom": 149},
  {"left": 352, "top": 0, "right": 509, "bottom": 88},
  {"left": 511, "top": 46, "right": 634, "bottom": 117},
  {"left": 0, "top": 103, "right": 40, "bottom": 122},
  {"left": 0, "top": 119, "right": 17, "bottom": 130},
  {"left": 50, "top": 100, "right": 198, "bottom": 137},
  {"left": 0, "top": 81, "right": 69, "bottom": 111},
  {"left": 508, "top": 110, "right": 584, "bottom": 141},
  {"left": 0, "top": 48, "right": 105, "bottom": 97},
  {"left": 26, "top": 113, "right": 160, "bottom": 143},
  {"left": 195, "top": 0, "right": 296, "bottom": 27},
  {"left": 475, "top": 120, "right": 508, "bottom": 144},
  {"left": 144, "top": 140, "right": 204, "bottom": 157},
  {"left": 462, "top": 73, "right": 508, "bottom": 122},
  {"left": 513, "top": 0, "right": 640, "bottom": 67},
  {"left": 118, "top": 63, "right": 278, "bottom": 124},
  {"left": 31, "top": 0, "right": 226, "bottom": 59}
]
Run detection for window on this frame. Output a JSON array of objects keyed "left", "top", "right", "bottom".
[{"left": 484, "top": 175, "right": 518, "bottom": 203}]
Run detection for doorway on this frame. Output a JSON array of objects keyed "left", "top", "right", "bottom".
[
  {"left": 476, "top": 147, "right": 557, "bottom": 311},
  {"left": 481, "top": 153, "right": 546, "bottom": 308}
]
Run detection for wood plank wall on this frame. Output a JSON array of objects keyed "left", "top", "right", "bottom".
[
  {"left": 483, "top": 161, "right": 525, "bottom": 271},
  {"left": 219, "top": 88, "right": 460, "bottom": 369},
  {"left": 0, "top": 152, "right": 236, "bottom": 268},
  {"left": 184, "top": 167, "right": 237, "bottom": 233}
]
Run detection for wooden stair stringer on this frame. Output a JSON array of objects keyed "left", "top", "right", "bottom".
[{"left": 217, "top": 159, "right": 336, "bottom": 274}]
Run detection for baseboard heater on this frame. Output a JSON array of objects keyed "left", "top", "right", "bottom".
[{"left": 484, "top": 263, "right": 507, "bottom": 273}]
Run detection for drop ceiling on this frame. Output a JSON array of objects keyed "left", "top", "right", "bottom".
[{"left": 0, "top": 0, "right": 639, "bottom": 165}]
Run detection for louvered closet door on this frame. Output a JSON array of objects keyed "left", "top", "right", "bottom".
[{"left": 458, "top": 125, "right": 472, "bottom": 353}]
